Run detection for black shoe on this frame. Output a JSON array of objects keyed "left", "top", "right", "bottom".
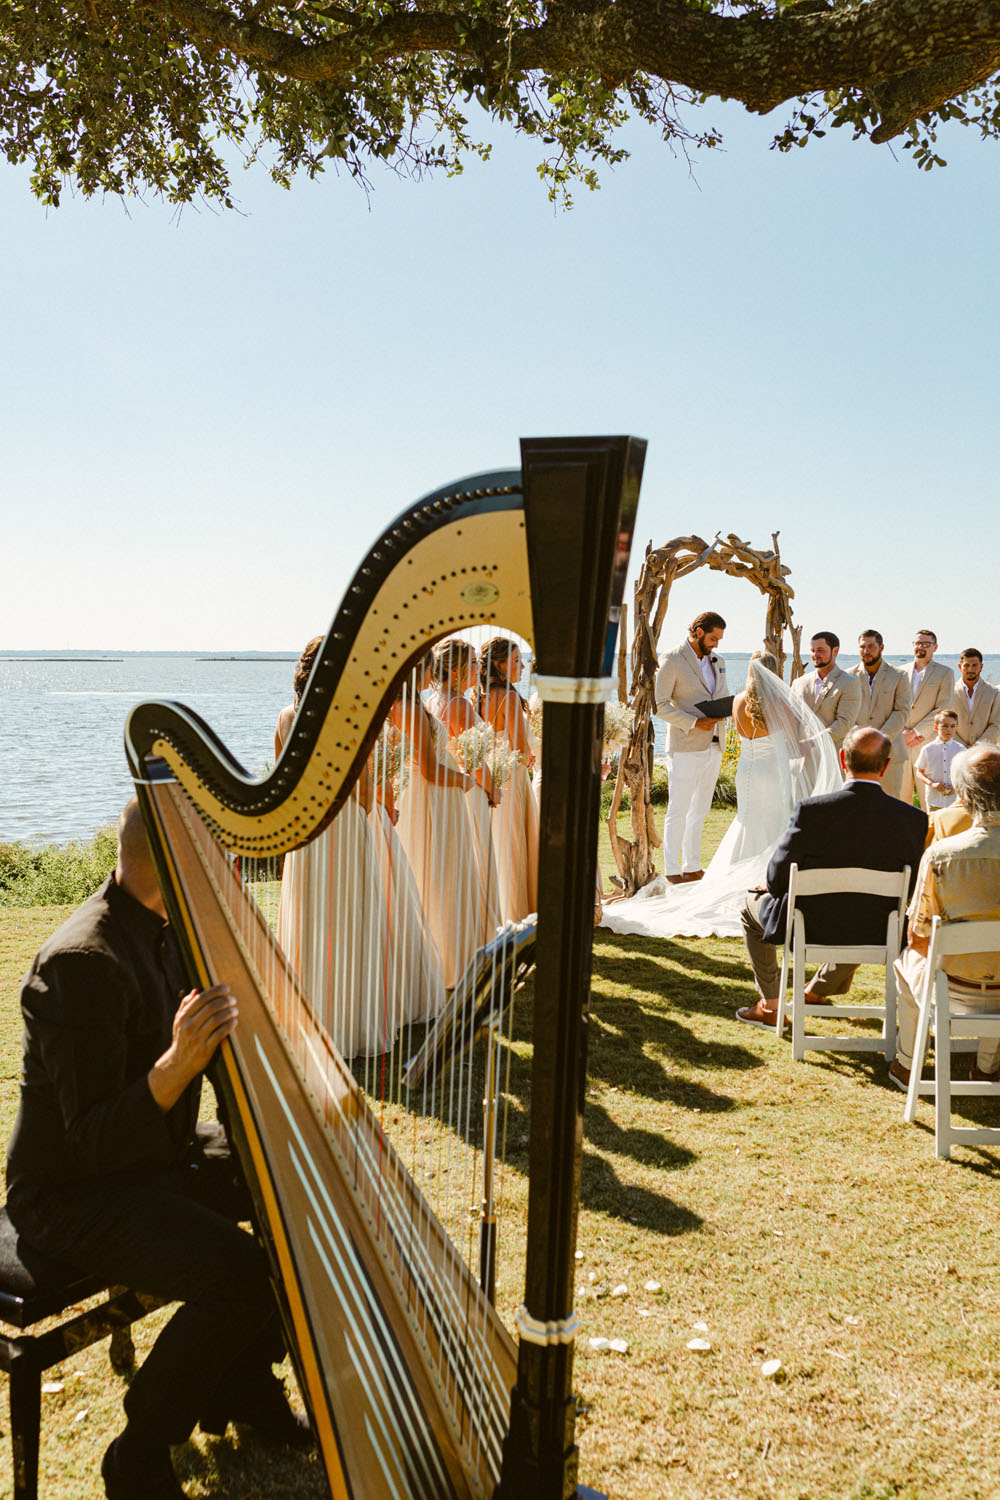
[
  {"left": 102, "top": 1434, "right": 186, "bottom": 1499},
  {"left": 200, "top": 1374, "right": 313, "bottom": 1448}
]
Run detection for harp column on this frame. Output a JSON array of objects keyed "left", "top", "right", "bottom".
[{"left": 497, "top": 436, "right": 644, "bottom": 1500}]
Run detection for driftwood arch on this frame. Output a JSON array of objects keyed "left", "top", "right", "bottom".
[{"left": 608, "top": 532, "right": 803, "bottom": 898}]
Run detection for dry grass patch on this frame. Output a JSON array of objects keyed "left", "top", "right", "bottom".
[{"left": 4, "top": 816, "right": 1000, "bottom": 1499}]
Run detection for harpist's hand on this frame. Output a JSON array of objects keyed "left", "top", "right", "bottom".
[{"left": 147, "top": 984, "right": 239, "bottom": 1113}]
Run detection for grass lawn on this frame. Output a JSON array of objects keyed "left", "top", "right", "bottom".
[{"left": 3, "top": 815, "right": 1000, "bottom": 1499}]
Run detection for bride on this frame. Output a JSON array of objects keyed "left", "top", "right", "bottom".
[{"left": 600, "top": 650, "right": 841, "bottom": 940}]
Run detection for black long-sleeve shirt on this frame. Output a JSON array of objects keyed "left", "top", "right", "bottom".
[{"left": 5, "top": 874, "right": 199, "bottom": 1209}]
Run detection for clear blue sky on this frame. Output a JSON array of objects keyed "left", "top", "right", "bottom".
[{"left": 2, "top": 102, "right": 996, "bottom": 658}]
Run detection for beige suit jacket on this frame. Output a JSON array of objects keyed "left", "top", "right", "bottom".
[
  {"left": 790, "top": 664, "right": 862, "bottom": 750},
  {"left": 951, "top": 679, "right": 1000, "bottom": 747},
  {"left": 850, "top": 660, "right": 912, "bottom": 764},
  {"left": 655, "top": 641, "right": 728, "bottom": 754},
  {"left": 905, "top": 660, "right": 955, "bottom": 742},
  {"left": 924, "top": 803, "right": 973, "bottom": 849}
]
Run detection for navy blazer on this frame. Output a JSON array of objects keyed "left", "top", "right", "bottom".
[{"left": 758, "top": 781, "right": 928, "bottom": 947}]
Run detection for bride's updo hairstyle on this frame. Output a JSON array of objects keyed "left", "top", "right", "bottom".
[{"left": 744, "top": 650, "right": 780, "bottom": 733}]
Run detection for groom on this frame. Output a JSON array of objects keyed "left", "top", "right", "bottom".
[{"left": 655, "top": 610, "right": 728, "bottom": 884}]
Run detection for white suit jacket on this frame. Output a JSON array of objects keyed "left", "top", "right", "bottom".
[
  {"left": 850, "top": 660, "right": 912, "bottom": 765},
  {"left": 655, "top": 641, "right": 728, "bottom": 754},
  {"left": 952, "top": 679, "right": 1000, "bottom": 747},
  {"left": 906, "top": 660, "right": 955, "bottom": 741},
  {"left": 790, "top": 664, "right": 862, "bottom": 750}
]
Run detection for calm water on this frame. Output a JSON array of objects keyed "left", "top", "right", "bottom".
[
  {"left": 2, "top": 651, "right": 996, "bottom": 845},
  {"left": 0, "top": 655, "right": 296, "bottom": 845}
]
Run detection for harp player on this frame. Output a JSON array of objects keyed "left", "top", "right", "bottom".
[{"left": 4, "top": 799, "right": 310, "bottom": 1499}]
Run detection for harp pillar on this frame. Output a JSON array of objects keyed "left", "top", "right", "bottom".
[{"left": 497, "top": 436, "right": 644, "bottom": 1500}]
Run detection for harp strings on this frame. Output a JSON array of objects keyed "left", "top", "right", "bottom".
[
  {"left": 233, "top": 627, "right": 539, "bottom": 1486},
  {"left": 186, "top": 791, "right": 515, "bottom": 1484}
]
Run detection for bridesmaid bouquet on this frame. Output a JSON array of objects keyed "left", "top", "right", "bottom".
[
  {"left": 602, "top": 702, "right": 633, "bottom": 755},
  {"left": 455, "top": 726, "right": 532, "bottom": 789},
  {"left": 453, "top": 723, "right": 497, "bottom": 773}
]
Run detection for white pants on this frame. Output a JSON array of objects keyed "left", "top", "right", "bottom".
[
  {"left": 663, "top": 744, "right": 722, "bottom": 876},
  {"left": 894, "top": 947, "right": 1000, "bottom": 1072}
]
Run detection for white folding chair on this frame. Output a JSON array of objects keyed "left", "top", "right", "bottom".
[
  {"left": 774, "top": 864, "right": 910, "bottom": 1063},
  {"left": 903, "top": 917, "right": 1000, "bottom": 1160}
]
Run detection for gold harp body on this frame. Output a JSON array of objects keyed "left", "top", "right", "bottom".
[{"left": 126, "top": 439, "right": 644, "bottom": 1500}]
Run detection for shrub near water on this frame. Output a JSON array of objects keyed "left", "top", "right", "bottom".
[
  {"left": 0, "top": 827, "right": 118, "bottom": 907},
  {"left": 601, "top": 723, "right": 740, "bottom": 818}
]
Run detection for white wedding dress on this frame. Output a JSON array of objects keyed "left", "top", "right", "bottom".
[{"left": 600, "top": 663, "right": 841, "bottom": 941}]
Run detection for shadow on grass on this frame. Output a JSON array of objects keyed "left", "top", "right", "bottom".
[
  {"left": 354, "top": 971, "right": 707, "bottom": 1236},
  {"left": 584, "top": 1100, "right": 697, "bottom": 1168},
  {"left": 580, "top": 1150, "right": 702, "bottom": 1236}
]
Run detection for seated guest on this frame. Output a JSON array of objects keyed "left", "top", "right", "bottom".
[
  {"left": 736, "top": 727, "right": 927, "bottom": 1029},
  {"left": 914, "top": 709, "right": 961, "bottom": 811},
  {"left": 890, "top": 746, "right": 1000, "bottom": 1089},
  {"left": 4, "top": 800, "right": 307, "bottom": 1500},
  {"left": 925, "top": 798, "right": 973, "bottom": 849}
]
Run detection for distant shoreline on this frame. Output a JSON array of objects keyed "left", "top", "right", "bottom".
[{"left": 1, "top": 653, "right": 298, "bottom": 662}]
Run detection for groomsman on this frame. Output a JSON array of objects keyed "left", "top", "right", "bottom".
[
  {"left": 901, "top": 628, "right": 955, "bottom": 807},
  {"left": 850, "top": 630, "right": 912, "bottom": 800},
  {"left": 655, "top": 610, "right": 728, "bottom": 883},
  {"left": 790, "top": 631, "right": 862, "bottom": 753},
  {"left": 952, "top": 648, "right": 1000, "bottom": 746}
]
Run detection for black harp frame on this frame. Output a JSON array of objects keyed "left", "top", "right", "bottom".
[{"left": 124, "top": 434, "right": 644, "bottom": 1500}]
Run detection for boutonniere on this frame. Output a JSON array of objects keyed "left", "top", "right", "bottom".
[{"left": 709, "top": 654, "right": 718, "bottom": 665}]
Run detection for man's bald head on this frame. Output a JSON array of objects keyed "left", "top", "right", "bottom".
[
  {"left": 842, "top": 726, "right": 891, "bottom": 778},
  {"left": 952, "top": 746, "right": 1000, "bottom": 822},
  {"left": 116, "top": 798, "right": 166, "bottom": 916}
]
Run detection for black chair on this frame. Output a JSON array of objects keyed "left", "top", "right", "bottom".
[{"left": 0, "top": 1207, "right": 167, "bottom": 1500}]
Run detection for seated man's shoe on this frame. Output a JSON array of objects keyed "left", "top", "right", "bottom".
[
  {"left": 666, "top": 874, "right": 685, "bottom": 885},
  {"left": 970, "top": 1061, "right": 1000, "bottom": 1083},
  {"left": 735, "top": 1000, "right": 779, "bottom": 1030},
  {"left": 682, "top": 870, "right": 705, "bottom": 882},
  {"left": 201, "top": 1372, "right": 313, "bottom": 1449},
  {"left": 888, "top": 1059, "right": 933, "bottom": 1091},
  {"left": 102, "top": 1434, "right": 186, "bottom": 1500}
]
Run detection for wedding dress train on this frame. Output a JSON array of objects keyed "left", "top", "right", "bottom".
[
  {"left": 600, "top": 737, "right": 793, "bottom": 939},
  {"left": 600, "top": 663, "right": 842, "bottom": 941}
]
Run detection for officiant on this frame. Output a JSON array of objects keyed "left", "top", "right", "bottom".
[{"left": 654, "top": 611, "right": 730, "bottom": 884}]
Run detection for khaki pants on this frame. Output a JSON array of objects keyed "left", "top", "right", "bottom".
[
  {"left": 894, "top": 947, "right": 1000, "bottom": 1072},
  {"left": 900, "top": 741, "right": 927, "bottom": 809},
  {"left": 740, "top": 892, "right": 856, "bottom": 1001},
  {"left": 881, "top": 758, "right": 906, "bottom": 802}
]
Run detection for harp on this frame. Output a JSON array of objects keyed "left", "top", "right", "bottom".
[{"left": 124, "top": 435, "right": 644, "bottom": 1500}]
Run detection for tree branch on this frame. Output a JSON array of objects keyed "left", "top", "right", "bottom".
[{"left": 140, "top": 0, "right": 1000, "bottom": 138}]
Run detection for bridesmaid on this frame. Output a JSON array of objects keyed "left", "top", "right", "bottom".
[
  {"left": 428, "top": 640, "right": 503, "bottom": 935},
  {"left": 275, "top": 638, "right": 393, "bottom": 1058},
  {"left": 478, "top": 637, "right": 540, "bottom": 922},
  {"left": 367, "top": 703, "right": 446, "bottom": 1027},
  {"left": 395, "top": 651, "right": 499, "bottom": 989}
]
